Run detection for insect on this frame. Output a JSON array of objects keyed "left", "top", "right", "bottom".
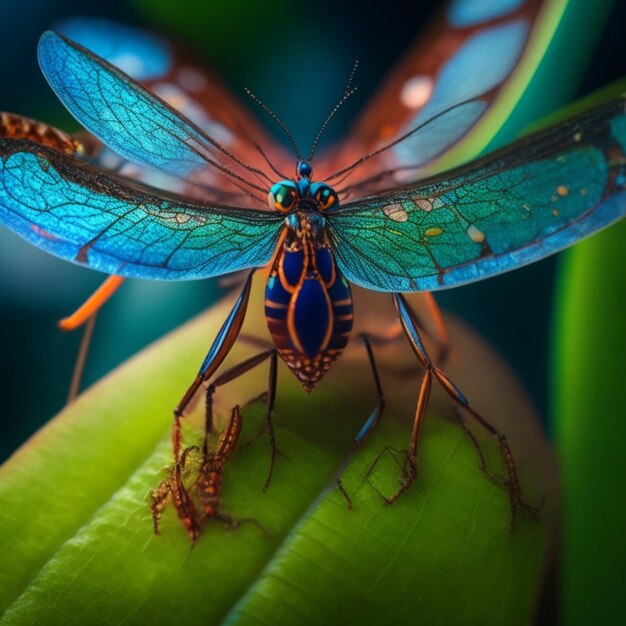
[
  {"left": 151, "top": 423, "right": 242, "bottom": 542},
  {"left": 1, "top": 4, "right": 625, "bottom": 539},
  {"left": 152, "top": 397, "right": 268, "bottom": 541}
]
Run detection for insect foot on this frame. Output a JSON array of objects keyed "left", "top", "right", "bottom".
[
  {"left": 151, "top": 457, "right": 202, "bottom": 541},
  {"left": 495, "top": 434, "right": 544, "bottom": 530},
  {"left": 151, "top": 405, "right": 268, "bottom": 541},
  {"left": 358, "top": 446, "right": 418, "bottom": 505}
]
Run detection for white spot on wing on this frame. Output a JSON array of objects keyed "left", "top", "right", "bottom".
[
  {"left": 466, "top": 224, "right": 486, "bottom": 243},
  {"left": 382, "top": 204, "right": 409, "bottom": 222},
  {"left": 400, "top": 75, "right": 433, "bottom": 109},
  {"left": 414, "top": 198, "right": 434, "bottom": 212}
]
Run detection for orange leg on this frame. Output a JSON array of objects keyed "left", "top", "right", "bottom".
[
  {"left": 171, "top": 271, "right": 255, "bottom": 462},
  {"left": 199, "top": 348, "right": 277, "bottom": 486},
  {"left": 362, "top": 292, "right": 449, "bottom": 364},
  {"left": 58, "top": 275, "right": 124, "bottom": 331},
  {"left": 151, "top": 448, "right": 201, "bottom": 540},
  {"left": 154, "top": 398, "right": 271, "bottom": 541},
  {"left": 421, "top": 292, "right": 449, "bottom": 363},
  {"left": 367, "top": 293, "right": 539, "bottom": 523}
]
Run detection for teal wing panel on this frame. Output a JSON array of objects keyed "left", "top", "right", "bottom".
[
  {"left": 329, "top": 97, "right": 626, "bottom": 292},
  {"left": 0, "top": 139, "right": 283, "bottom": 280}
]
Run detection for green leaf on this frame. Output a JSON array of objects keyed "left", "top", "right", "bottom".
[
  {"left": 0, "top": 283, "right": 556, "bottom": 625},
  {"left": 553, "top": 219, "right": 626, "bottom": 626}
]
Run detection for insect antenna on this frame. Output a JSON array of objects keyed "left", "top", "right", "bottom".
[
  {"left": 229, "top": 180, "right": 268, "bottom": 206},
  {"left": 252, "top": 141, "right": 290, "bottom": 181},
  {"left": 184, "top": 142, "right": 269, "bottom": 194},
  {"left": 336, "top": 165, "right": 417, "bottom": 199},
  {"left": 192, "top": 132, "right": 276, "bottom": 187},
  {"left": 308, "top": 60, "right": 359, "bottom": 163},
  {"left": 333, "top": 169, "right": 366, "bottom": 199},
  {"left": 245, "top": 88, "right": 303, "bottom": 162},
  {"left": 326, "top": 96, "right": 484, "bottom": 182}
]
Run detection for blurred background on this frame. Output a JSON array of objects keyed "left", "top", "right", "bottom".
[{"left": 0, "top": 0, "right": 624, "bottom": 463}]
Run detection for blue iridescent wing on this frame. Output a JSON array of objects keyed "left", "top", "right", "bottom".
[
  {"left": 53, "top": 17, "right": 174, "bottom": 82},
  {"left": 0, "top": 138, "right": 284, "bottom": 280},
  {"left": 37, "top": 30, "right": 263, "bottom": 188},
  {"left": 328, "top": 96, "right": 626, "bottom": 292},
  {"left": 325, "top": 0, "right": 597, "bottom": 193},
  {"left": 51, "top": 18, "right": 288, "bottom": 206},
  {"left": 54, "top": 16, "right": 280, "bottom": 147}
]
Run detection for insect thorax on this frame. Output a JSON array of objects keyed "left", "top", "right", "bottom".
[{"left": 265, "top": 212, "right": 353, "bottom": 391}]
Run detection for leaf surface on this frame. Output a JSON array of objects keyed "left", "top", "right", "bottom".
[{"left": 0, "top": 283, "right": 556, "bottom": 625}]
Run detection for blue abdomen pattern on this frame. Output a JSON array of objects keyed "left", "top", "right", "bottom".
[{"left": 265, "top": 242, "right": 353, "bottom": 391}]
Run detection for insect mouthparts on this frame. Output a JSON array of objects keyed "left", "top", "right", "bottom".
[{"left": 299, "top": 196, "right": 318, "bottom": 211}]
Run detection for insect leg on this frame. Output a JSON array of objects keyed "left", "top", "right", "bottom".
[
  {"left": 59, "top": 274, "right": 125, "bottom": 403},
  {"left": 66, "top": 313, "right": 97, "bottom": 404},
  {"left": 195, "top": 405, "right": 271, "bottom": 538},
  {"left": 171, "top": 270, "right": 255, "bottom": 462},
  {"left": 58, "top": 274, "right": 125, "bottom": 331},
  {"left": 150, "top": 475, "right": 171, "bottom": 535},
  {"left": 421, "top": 292, "right": 450, "bottom": 364},
  {"left": 202, "top": 348, "right": 279, "bottom": 490},
  {"left": 263, "top": 350, "right": 278, "bottom": 491},
  {"left": 202, "top": 349, "right": 274, "bottom": 455},
  {"left": 237, "top": 333, "right": 274, "bottom": 350},
  {"left": 215, "top": 403, "right": 244, "bottom": 460},
  {"left": 386, "top": 293, "right": 537, "bottom": 518},
  {"left": 335, "top": 333, "right": 385, "bottom": 508},
  {"left": 448, "top": 392, "right": 542, "bottom": 521},
  {"left": 363, "top": 292, "right": 449, "bottom": 364},
  {"left": 155, "top": 439, "right": 242, "bottom": 540},
  {"left": 195, "top": 405, "right": 242, "bottom": 526},
  {"left": 151, "top": 447, "right": 202, "bottom": 541},
  {"left": 451, "top": 407, "right": 506, "bottom": 487}
]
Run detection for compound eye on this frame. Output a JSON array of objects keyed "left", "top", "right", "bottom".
[
  {"left": 311, "top": 183, "right": 339, "bottom": 211},
  {"left": 268, "top": 181, "right": 298, "bottom": 212}
]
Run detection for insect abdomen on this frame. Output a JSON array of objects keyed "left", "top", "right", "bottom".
[{"left": 265, "top": 246, "right": 353, "bottom": 391}]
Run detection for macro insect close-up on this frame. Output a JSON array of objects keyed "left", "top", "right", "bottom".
[{"left": 1, "top": 1, "right": 625, "bottom": 625}]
